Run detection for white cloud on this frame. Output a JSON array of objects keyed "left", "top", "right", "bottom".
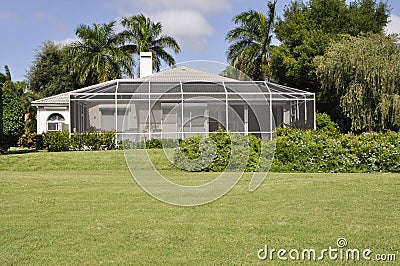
[
  {"left": 386, "top": 14, "right": 400, "bottom": 34},
  {"left": 54, "top": 38, "right": 78, "bottom": 46},
  {"left": 110, "top": 0, "right": 232, "bottom": 52},
  {"left": 114, "top": 0, "right": 231, "bottom": 14},
  {"left": 151, "top": 10, "right": 214, "bottom": 37},
  {"left": 149, "top": 9, "right": 215, "bottom": 51}
]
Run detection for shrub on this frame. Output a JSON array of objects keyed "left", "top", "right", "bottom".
[
  {"left": 316, "top": 112, "right": 339, "bottom": 133},
  {"left": 273, "top": 128, "right": 400, "bottom": 173},
  {"left": 71, "top": 131, "right": 116, "bottom": 150},
  {"left": 119, "top": 138, "right": 179, "bottom": 149},
  {"left": 145, "top": 138, "right": 162, "bottom": 149},
  {"left": 174, "top": 129, "right": 274, "bottom": 172},
  {"left": 17, "top": 133, "right": 43, "bottom": 150},
  {"left": 43, "top": 131, "right": 116, "bottom": 152},
  {"left": 43, "top": 131, "right": 70, "bottom": 152}
]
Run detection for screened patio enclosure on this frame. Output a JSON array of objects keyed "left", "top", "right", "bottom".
[{"left": 69, "top": 67, "right": 315, "bottom": 141}]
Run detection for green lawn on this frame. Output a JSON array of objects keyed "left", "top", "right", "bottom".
[{"left": 0, "top": 150, "right": 399, "bottom": 265}]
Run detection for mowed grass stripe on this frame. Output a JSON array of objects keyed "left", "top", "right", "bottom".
[{"left": 0, "top": 155, "right": 399, "bottom": 265}]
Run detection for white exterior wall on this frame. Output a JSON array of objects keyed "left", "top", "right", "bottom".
[{"left": 36, "top": 106, "right": 70, "bottom": 134}]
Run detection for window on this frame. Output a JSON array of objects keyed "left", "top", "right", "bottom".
[{"left": 47, "top": 113, "right": 65, "bottom": 132}]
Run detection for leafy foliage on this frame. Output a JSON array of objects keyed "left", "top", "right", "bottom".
[
  {"left": 273, "top": 128, "right": 400, "bottom": 173},
  {"left": 270, "top": 0, "right": 389, "bottom": 93},
  {"left": 315, "top": 33, "right": 400, "bottom": 132},
  {"left": 65, "top": 21, "right": 135, "bottom": 84},
  {"left": 174, "top": 130, "right": 274, "bottom": 172},
  {"left": 225, "top": 1, "right": 277, "bottom": 80},
  {"left": 17, "top": 133, "right": 44, "bottom": 150},
  {"left": 42, "top": 131, "right": 70, "bottom": 152},
  {"left": 1, "top": 88, "right": 25, "bottom": 149},
  {"left": 315, "top": 112, "right": 339, "bottom": 133},
  {"left": 27, "top": 41, "right": 81, "bottom": 97},
  {"left": 43, "top": 131, "right": 116, "bottom": 152},
  {"left": 121, "top": 14, "right": 181, "bottom": 74},
  {"left": 0, "top": 66, "right": 11, "bottom": 152}
]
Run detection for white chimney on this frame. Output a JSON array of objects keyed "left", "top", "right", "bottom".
[{"left": 140, "top": 52, "right": 153, "bottom": 78}]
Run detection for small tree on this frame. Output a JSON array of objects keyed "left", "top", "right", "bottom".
[
  {"left": 315, "top": 33, "right": 400, "bottom": 132},
  {"left": 0, "top": 65, "right": 12, "bottom": 152},
  {"left": 2, "top": 88, "right": 25, "bottom": 149}
]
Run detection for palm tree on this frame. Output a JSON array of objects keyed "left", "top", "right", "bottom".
[
  {"left": 120, "top": 14, "right": 181, "bottom": 75},
  {"left": 226, "top": 0, "right": 277, "bottom": 81},
  {"left": 66, "top": 21, "right": 135, "bottom": 84}
]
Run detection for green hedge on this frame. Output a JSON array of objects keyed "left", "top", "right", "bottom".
[
  {"left": 174, "top": 130, "right": 274, "bottom": 172},
  {"left": 273, "top": 128, "right": 400, "bottom": 173},
  {"left": 42, "top": 131, "right": 116, "bottom": 152},
  {"left": 119, "top": 138, "right": 178, "bottom": 149},
  {"left": 173, "top": 128, "right": 400, "bottom": 173}
]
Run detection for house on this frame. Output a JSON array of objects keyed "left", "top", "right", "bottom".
[{"left": 32, "top": 53, "right": 315, "bottom": 141}]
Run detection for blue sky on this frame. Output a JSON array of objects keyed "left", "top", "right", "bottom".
[{"left": 1, "top": 0, "right": 399, "bottom": 81}]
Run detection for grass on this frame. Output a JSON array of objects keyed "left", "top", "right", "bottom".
[{"left": 0, "top": 150, "right": 399, "bottom": 265}]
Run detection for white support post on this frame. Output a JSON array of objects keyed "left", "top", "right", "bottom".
[
  {"left": 270, "top": 96, "right": 273, "bottom": 140},
  {"left": 180, "top": 81, "right": 184, "bottom": 139},
  {"left": 264, "top": 82, "right": 273, "bottom": 140},
  {"left": 304, "top": 96, "right": 307, "bottom": 126},
  {"left": 313, "top": 94, "right": 316, "bottom": 130},
  {"left": 148, "top": 81, "right": 151, "bottom": 140},
  {"left": 68, "top": 93, "right": 71, "bottom": 136},
  {"left": 244, "top": 105, "right": 248, "bottom": 135},
  {"left": 115, "top": 81, "right": 119, "bottom": 144},
  {"left": 222, "top": 82, "right": 228, "bottom": 131}
]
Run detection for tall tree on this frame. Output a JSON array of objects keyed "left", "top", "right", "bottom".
[
  {"left": 66, "top": 21, "right": 135, "bottom": 84},
  {"left": 28, "top": 41, "right": 81, "bottom": 97},
  {"left": 121, "top": 14, "right": 181, "bottom": 75},
  {"left": 270, "top": 0, "right": 389, "bottom": 92},
  {"left": 4, "top": 81, "right": 39, "bottom": 134},
  {"left": 315, "top": 33, "right": 400, "bottom": 132},
  {"left": 0, "top": 65, "right": 12, "bottom": 152},
  {"left": 225, "top": 0, "right": 277, "bottom": 81}
]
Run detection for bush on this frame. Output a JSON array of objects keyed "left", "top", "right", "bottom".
[
  {"left": 43, "top": 131, "right": 70, "bottom": 152},
  {"left": 174, "top": 129, "right": 274, "bottom": 172},
  {"left": 71, "top": 131, "right": 116, "bottom": 150},
  {"left": 119, "top": 138, "right": 179, "bottom": 149},
  {"left": 17, "top": 133, "right": 43, "bottom": 150},
  {"left": 273, "top": 128, "right": 400, "bottom": 173},
  {"left": 43, "top": 131, "right": 116, "bottom": 152},
  {"left": 316, "top": 112, "right": 339, "bottom": 133}
]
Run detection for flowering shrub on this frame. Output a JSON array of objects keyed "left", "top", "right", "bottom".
[
  {"left": 43, "top": 131, "right": 116, "bottom": 152},
  {"left": 273, "top": 128, "right": 400, "bottom": 173},
  {"left": 174, "top": 129, "right": 274, "bottom": 172}
]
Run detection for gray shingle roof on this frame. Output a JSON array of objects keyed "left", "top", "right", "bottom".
[
  {"left": 31, "top": 92, "right": 69, "bottom": 105},
  {"left": 136, "top": 66, "right": 238, "bottom": 83}
]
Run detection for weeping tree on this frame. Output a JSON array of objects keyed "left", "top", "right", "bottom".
[{"left": 315, "top": 33, "right": 400, "bottom": 132}]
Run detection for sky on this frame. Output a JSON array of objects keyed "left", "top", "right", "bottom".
[{"left": 1, "top": 0, "right": 400, "bottom": 82}]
